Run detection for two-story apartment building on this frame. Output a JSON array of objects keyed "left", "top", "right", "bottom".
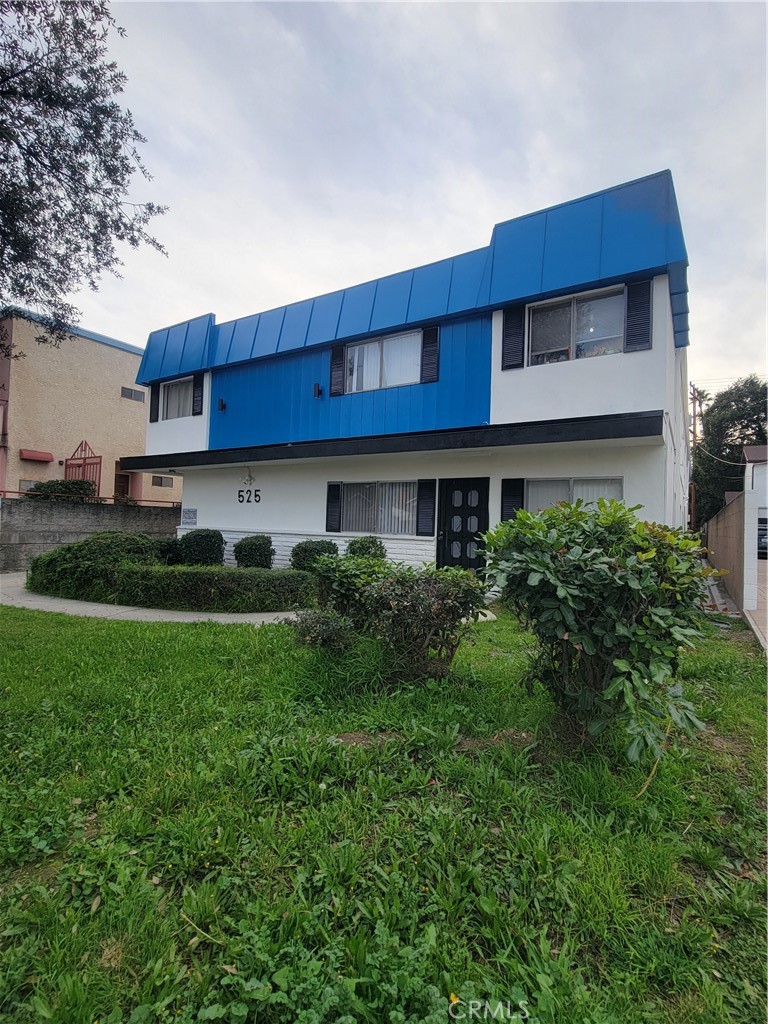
[{"left": 122, "top": 171, "right": 690, "bottom": 570}]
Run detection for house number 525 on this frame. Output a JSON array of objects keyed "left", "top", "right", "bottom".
[{"left": 237, "top": 489, "right": 261, "bottom": 503}]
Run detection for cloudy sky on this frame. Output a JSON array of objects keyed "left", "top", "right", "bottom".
[{"left": 74, "top": 0, "right": 766, "bottom": 392}]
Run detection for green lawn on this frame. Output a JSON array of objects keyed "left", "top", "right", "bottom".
[{"left": 0, "top": 606, "right": 765, "bottom": 1024}]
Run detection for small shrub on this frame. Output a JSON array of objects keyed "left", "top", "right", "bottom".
[
  {"left": 116, "top": 565, "right": 315, "bottom": 613},
  {"left": 482, "top": 499, "right": 712, "bottom": 762},
  {"left": 25, "top": 479, "right": 99, "bottom": 502},
  {"left": 290, "top": 539, "right": 339, "bottom": 573},
  {"left": 154, "top": 535, "right": 182, "bottom": 565},
  {"left": 313, "top": 555, "right": 485, "bottom": 680},
  {"left": 233, "top": 534, "right": 274, "bottom": 569},
  {"left": 292, "top": 608, "right": 357, "bottom": 654},
  {"left": 177, "top": 528, "right": 224, "bottom": 566},
  {"left": 346, "top": 535, "right": 387, "bottom": 560}
]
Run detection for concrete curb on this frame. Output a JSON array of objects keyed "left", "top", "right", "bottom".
[{"left": 0, "top": 571, "right": 497, "bottom": 627}]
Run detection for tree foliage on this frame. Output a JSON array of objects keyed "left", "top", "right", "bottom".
[
  {"left": 0, "top": 0, "right": 164, "bottom": 355},
  {"left": 692, "top": 375, "right": 767, "bottom": 526}
]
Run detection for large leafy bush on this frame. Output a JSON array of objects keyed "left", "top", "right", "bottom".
[
  {"left": 303, "top": 555, "right": 485, "bottom": 680},
  {"left": 483, "top": 500, "right": 711, "bottom": 762},
  {"left": 25, "top": 479, "right": 99, "bottom": 502},
  {"left": 27, "top": 532, "right": 158, "bottom": 601},
  {"left": 177, "top": 528, "right": 224, "bottom": 566}
]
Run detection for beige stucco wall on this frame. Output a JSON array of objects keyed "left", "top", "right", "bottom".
[
  {"left": 707, "top": 493, "right": 746, "bottom": 610},
  {"left": 0, "top": 318, "right": 181, "bottom": 504}
]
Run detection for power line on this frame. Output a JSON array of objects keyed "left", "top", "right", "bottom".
[{"left": 694, "top": 446, "right": 749, "bottom": 467}]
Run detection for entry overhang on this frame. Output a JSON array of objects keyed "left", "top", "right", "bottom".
[{"left": 121, "top": 410, "right": 665, "bottom": 474}]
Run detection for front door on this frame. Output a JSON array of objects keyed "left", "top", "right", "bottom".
[{"left": 437, "top": 477, "right": 489, "bottom": 571}]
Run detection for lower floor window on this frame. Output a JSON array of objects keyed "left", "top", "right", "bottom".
[
  {"left": 341, "top": 481, "right": 418, "bottom": 535},
  {"left": 526, "top": 477, "right": 623, "bottom": 510}
]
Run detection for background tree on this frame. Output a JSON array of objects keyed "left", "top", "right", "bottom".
[
  {"left": 0, "top": 0, "right": 164, "bottom": 356},
  {"left": 692, "top": 374, "right": 767, "bottom": 527}
]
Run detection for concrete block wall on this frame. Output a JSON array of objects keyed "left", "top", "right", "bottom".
[{"left": 0, "top": 498, "right": 180, "bottom": 571}]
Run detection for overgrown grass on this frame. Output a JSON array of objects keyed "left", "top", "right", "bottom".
[{"left": 0, "top": 606, "right": 764, "bottom": 1023}]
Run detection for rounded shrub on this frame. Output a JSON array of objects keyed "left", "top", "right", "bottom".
[
  {"left": 177, "top": 528, "right": 225, "bottom": 566},
  {"left": 154, "top": 535, "right": 182, "bottom": 565},
  {"left": 345, "top": 535, "right": 387, "bottom": 560},
  {"left": 289, "top": 539, "right": 339, "bottom": 573},
  {"left": 233, "top": 534, "right": 274, "bottom": 569}
]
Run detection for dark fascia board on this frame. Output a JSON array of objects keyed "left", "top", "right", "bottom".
[{"left": 120, "top": 411, "right": 664, "bottom": 473}]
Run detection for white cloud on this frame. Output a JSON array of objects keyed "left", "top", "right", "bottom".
[{"left": 70, "top": 1, "right": 766, "bottom": 389}]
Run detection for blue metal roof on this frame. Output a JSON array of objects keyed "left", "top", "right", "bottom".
[{"left": 137, "top": 170, "right": 689, "bottom": 385}]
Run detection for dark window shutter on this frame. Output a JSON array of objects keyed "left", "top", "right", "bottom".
[
  {"left": 192, "top": 372, "right": 204, "bottom": 415},
  {"left": 624, "top": 281, "right": 652, "bottom": 352},
  {"left": 149, "top": 384, "right": 160, "bottom": 423},
  {"left": 416, "top": 479, "right": 436, "bottom": 537},
  {"left": 326, "top": 482, "right": 342, "bottom": 532},
  {"left": 330, "top": 346, "right": 345, "bottom": 396},
  {"left": 501, "top": 479, "right": 524, "bottom": 521},
  {"left": 502, "top": 305, "right": 525, "bottom": 369},
  {"left": 420, "top": 327, "right": 439, "bottom": 383}
]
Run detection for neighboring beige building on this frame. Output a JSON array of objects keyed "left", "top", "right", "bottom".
[{"left": 0, "top": 316, "right": 182, "bottom": 504}]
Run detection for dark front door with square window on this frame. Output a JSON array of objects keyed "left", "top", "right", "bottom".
[{"left": 437, "top": 478, "right": 489, "bottom": 571}]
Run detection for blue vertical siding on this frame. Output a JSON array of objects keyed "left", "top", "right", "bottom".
[{"left": 208, "top": 315, "right": 492, "bottom": 449}]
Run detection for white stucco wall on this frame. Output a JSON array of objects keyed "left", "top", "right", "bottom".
[
  {"left": 145, "top": 373, "right": 211, "bottom": 455},
  {"left": 746, "top": 462, "right": 767, "bottom": 518},
  {"left": 489, "top": 276, "right": 672, "bottom": 426},
  {"left": 176, "top": 440, "right": 668, "bottom": 566}
]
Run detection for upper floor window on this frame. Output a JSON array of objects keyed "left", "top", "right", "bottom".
[
  {"left": 346, "top": 330, "right": 421, "bottom": 393},
  {"left": 529, "top": 289, "right": 625, "bottom": 365},
  {"left": 330, "top": 327, "right": 439, "bottom": 396},
  {"left": 163, "top": 378, "right": 193, "bottom": 420},
  {"left": 501, "top": 280, "right": 652, "bottom": 371}
]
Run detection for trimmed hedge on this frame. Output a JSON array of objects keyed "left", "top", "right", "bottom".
[
  {"left": 28, "top": 532, "right": 158, "bottom": 601},
  {"left": 178, "top": 529, "right": 225, "bottom": 566},
  {"left": 28, "top": 533, "right": 315, "bottom": 612},
  {"left": 290, "top": 539, "right": 339, "bottom": 573},
  {"left": 115, "top": 565, "right": 315, "bottom": 613},
  {"left": 233, "top": 534, "right": 274, "bottom": 569}
]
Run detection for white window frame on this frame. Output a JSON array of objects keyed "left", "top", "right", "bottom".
[
  {"left": 344, "top": 330, "right": 422, "bottom": 394},
  {"left": 526, "top": 285, "right": 626, "bottom": 367},
  {"left": 525, "top": 477, "right": 624, "bottom": 511},
  {"left": 340, "top": 480, "right": 419, "bottom": 536},
  {"left": 162, "top": 377, "right": 194, "bottom": 420}
]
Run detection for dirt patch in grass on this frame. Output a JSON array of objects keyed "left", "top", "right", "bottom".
[
  {"left": 455, "top": 728, "right": 536, "bottom": 752},
  {"left": 333, "top": 731, "right": 403, "bottom": 748},
  {"left": 0, "top": 855, "right": 64, "bottom": 902},
  {"left": 697, "top": 730, "right": 754, "bottom": 760},
  {"left": 99, "top": 938, "right": 125, "bottom": 970}
]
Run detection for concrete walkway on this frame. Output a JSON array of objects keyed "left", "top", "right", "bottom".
[
  {"left": 0, "top": 572, "right": 296, "bottom": 625},
  {"left": 0, "top": 571, "right": 498, "bottom": 627}
]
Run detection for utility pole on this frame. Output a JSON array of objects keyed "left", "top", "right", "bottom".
[{"left": 689, "top": 384, "right": 702, "bottom": 530}]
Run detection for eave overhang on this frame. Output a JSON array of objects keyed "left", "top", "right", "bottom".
[{"left": 121, "top": 410, "right": 664, "bottom": 473}]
